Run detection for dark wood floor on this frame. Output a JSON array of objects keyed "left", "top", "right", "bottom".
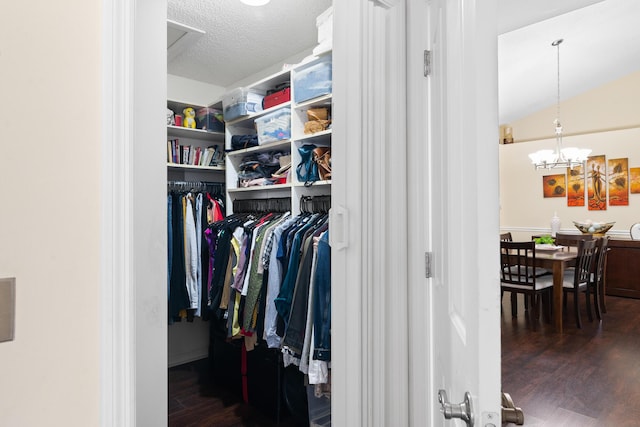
[
  {"left": 502, "top": 293, "right": 640, "bottom": 426},
  {"left": 170, "top": 295, "right": 640, "bottom": 426},
  {"left": 169, "top": 357, "right": 306, "bottom": 427}
]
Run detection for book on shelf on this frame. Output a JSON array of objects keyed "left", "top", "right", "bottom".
[
  {"left": 209, "top": 145, "right": 225, "bottom": 167},
  {"left": 201, "top": 146, "right": 214, "bottom": 167},
  {"left": 172, "top": 139, "right": 180, "bottom": 163},
  {"left": 167, "top": 139, "right": 222, "bottom": 168},
  {"left": 181, "top": 145, "right": 190, "bottom": 165},
  {"left": 188, "top": 146, "right": 194, "bottom": 165},
  {"left": 193, "top": 146, "right": 202, "bottom": 166}
]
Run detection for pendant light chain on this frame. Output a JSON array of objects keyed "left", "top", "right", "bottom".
[
  {"left": 552, "top": 38, "right": 563, "bottom": 135},
  {"left": 528, "top": 37, "right": 591, "bottom": 170},
  {"left": 556, "top": 40, "right": 560, "bottom": 128}
]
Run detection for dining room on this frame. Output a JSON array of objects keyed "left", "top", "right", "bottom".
[{"left": 498, "top": 1, "right": 640, "bottom": 425}]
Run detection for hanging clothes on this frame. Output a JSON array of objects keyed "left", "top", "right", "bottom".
[
  {"left": 168, "top": 181, "right": 224, "bottom": 323},
  {"left": 204, "top": 196, "right": 333, "bottom": 404}
]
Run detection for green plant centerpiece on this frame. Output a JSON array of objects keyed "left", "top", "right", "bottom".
[{"left": 534, "top": 235, "right": 555, "bottom": 245}]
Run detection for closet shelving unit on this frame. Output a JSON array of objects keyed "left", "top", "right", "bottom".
[
  {"left": 223, "top": 50, "right": 332, "bottom": 214},
  {"left": 167, "top": 99, "right": 226, "bottom": 175},
  {"left": 214, "top": 51, "right": 333, "bottom": 425},
  {"left": 167, "top": 99, "right": 226, "bottom": 368}
]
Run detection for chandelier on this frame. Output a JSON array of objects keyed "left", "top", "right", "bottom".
[{"left": 528, "top": 39, "right": 591, "bottom": 170}]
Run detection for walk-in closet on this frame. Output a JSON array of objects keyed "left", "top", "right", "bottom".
[{"left": 166, "top": 2, "right": 333, "bottom": 425}]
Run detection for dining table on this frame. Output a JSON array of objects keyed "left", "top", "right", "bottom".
[{"left": 533, "top": 246, "right": 578, "bottom": 333}]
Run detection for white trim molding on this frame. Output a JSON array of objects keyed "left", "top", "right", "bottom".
[
  {"left": 333, "top": 0, "right": 409, "bottom": 426},
  {"left": 101, "top": 0, "right": 135, "bottom": 425},
  {"left": 501, "top": 226, "right": 631, "bottom": 240}
]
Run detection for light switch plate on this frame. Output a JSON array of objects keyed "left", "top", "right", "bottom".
[{"left": 0, "top": 277, "right": 16, "bottom": 342}]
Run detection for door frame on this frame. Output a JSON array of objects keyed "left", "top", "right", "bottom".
[
  {"left": 100, "top": 0, "right": 500, "bottom": 425},
  {"left": 101, "top": 0, "right": 168, "bottom": 425},
  {"left": 332, "top": 0, "right": 410, "bottom": 425}
]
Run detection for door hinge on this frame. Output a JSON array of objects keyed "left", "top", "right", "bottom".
[
  {"left": 425, "top": 252, "right": 433, "bottom": 278},
  {"left": 424, "top": 50, "right": 431, "bottom": 77}
]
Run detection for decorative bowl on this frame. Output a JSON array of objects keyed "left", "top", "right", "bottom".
[{"left": 573, "top": 220, "right": 615, "bottom": 236}]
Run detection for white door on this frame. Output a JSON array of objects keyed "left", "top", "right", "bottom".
[{"left": 407, "top": 0, "right": 502, "bottom": 425}]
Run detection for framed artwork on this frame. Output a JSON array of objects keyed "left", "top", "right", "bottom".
[
  {"left": 608, "top": 158, "right": 629, "bottom": 206},
  {"left": 566, "top": 164, "right": 585, "bottom": 206},
  {"left": 587, "top": 155, "right": 606, "bottom": 211},
  {"left": 543, "top": 174, "right": 566, "bottom": 198},
  {"left": 631, "top": 167, "right": 640, "bottom": 194}
]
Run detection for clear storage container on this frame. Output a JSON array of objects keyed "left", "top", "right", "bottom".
[
  {"left": 293, "top": 55, "right": 332, "bottom": 103},
  {"left": 222, "top": 87, "right": 265, "bottom": 121},
  {"left": 254, "top": 107, "right": 291, "bottom": 145},
  {"left": 196, "top": 107, "right": 224, "bottom": 132}
]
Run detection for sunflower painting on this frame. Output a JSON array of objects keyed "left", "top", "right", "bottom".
[
  {"left": 543, "top": 174, "right": 566, "bottom": 198},
  {"left": 631, "top": 167, "right": 640, "bottom": 194},
  {"left": 567, "top": 165, "right": 585, "bottom": 206},
  {"left": 587, "top": 155, "right": 606, "bottom": 211},
  {"left": 607, "top": 158, "right": 628, "bottom": 206}
]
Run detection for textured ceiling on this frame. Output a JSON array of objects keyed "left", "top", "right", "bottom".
[
  {"left": 167, "top": 0, "right": 639, "bottom": 125},
  {"left": 498, "top": 0, "right": 640, "bottom": 124},
  {"left": 167, "top": 0, "right": 332, "bottom": 88}
]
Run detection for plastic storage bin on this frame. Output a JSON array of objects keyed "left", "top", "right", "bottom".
[
  {"left": 316, "top": 6, "right": 333, "bottom": 46},
  {"left": 223, "top": 87, "right": 265, "bottom": 121},
  {"left": 196, "top": 107, "right": 224, "bottom": 132},
  {"left": 255, "top": 107, "right": 291, "bottom": 145},
  {"left": 293, "top": 56, "right": 332, "bottom": 103}
]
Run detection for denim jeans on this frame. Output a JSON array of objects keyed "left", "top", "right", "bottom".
[
  {"left": 313, "top": 231, "right": 330, "bottom": 361},
  {"left": 167, "top": 194, "right": 172, "bottom": 319},
  {"left": 282, "top": 234, "right": 315, "bottom": 355}
]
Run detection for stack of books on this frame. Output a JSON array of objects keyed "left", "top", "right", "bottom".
[{"left": 167, "top": 139, "right": 224, "bottom": 167}]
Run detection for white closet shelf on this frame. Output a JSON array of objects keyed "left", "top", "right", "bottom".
[
  {"left": 226, "top": 139, "right": 292, "bottom": 157},
  {"left": 167, "top": 125, "right": 225, "bottom": 141},
  {"left": 293, "top": 93, "right": 332, "bottom": 109},
  {"left": 293, "top": 180, "right": 331, "bottom": 187},
  {"left": 167, "top": 163, "right": 225, "bottom": 171},
  {"left": 293, "top": 129, "right": 332, "bottom": 143},
  {"left": 227, "top": 183, "right": 292, "bottom": 193}
]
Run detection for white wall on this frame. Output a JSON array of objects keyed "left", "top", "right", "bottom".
[
  {"left": 505, "top": 71, "right": 640, "bottom": 142},
  {"left": 226, "top": 47, "right": 318, "bottom": 90},
  {"left": 0, "top": 1, "right": 101, "bottom": 425},
  {"left": 500, "top": 128, "right": 640, "bottom": 240},
  {"left": 168, "top": 74, "right": 225, "bottom": 106},
  {"left": 499, "top": 71, "right": 640, "bottom": 241}
]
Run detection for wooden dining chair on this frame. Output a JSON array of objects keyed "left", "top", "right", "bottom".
[
  {"left": 500, "top": 241, "right": 553, "bottom": 320},
  {"left": 538, "top": 239, "right": 597, "bottom": 328},
  {"left": 499, "top": 232, "right": 519, "bottom": 308},
  {"left": 554, "top": 232, "right": 594, "bottom": 248},
  {"left": 587, "top": 236, "right": 609, "bottom": 320}
]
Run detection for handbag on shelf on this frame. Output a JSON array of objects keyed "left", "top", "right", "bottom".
[
  {"left": 304, "top": 107, "right": 331, "bottom": 135},
  {"left": 296, "top": 144, "right": 320, "bottom": 186},
  {"left": 313, "top": 147, "right": 331, "bottom": 181}
]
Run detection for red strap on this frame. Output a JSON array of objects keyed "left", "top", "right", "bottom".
[{"left": 241, "top": 342, "right": 249, "bottom": 403}]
